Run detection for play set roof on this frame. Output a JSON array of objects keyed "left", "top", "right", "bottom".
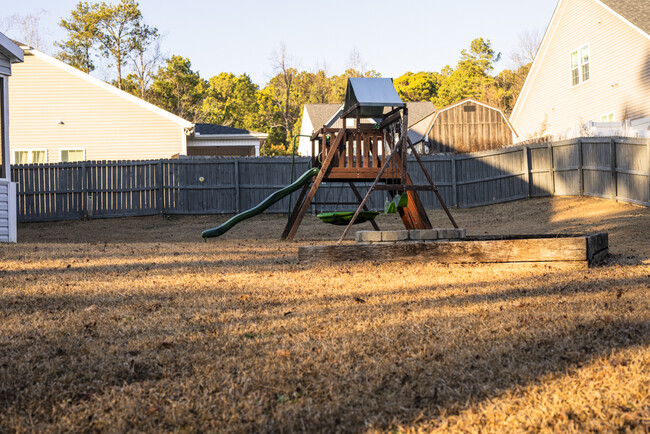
[{"left": 344, "top": 77, "right": 405, "bottom": 118}]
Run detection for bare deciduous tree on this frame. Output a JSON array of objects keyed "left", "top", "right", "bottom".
[
  {"left": 347, "top": 46, "right": 367, "bottom": 75},
  {"left": 268, "top": 43, "right": 298, "bottom": 142},
  {"left": 511, "top": 29, "right": 543, "bottom": 68},
  {"left": 1, "top": 10, "right": 48, "bottom": 50},
  {"left": 128, "top": 23, "right": 163, "bottom": 98}
]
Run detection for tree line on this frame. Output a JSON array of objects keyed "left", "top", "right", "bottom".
[{"left": 53, "top": 0, "right": 536, "bottom": 156}]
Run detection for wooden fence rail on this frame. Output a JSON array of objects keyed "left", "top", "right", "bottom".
[{"left": 11, "top": 137, "right": 649, "bottom": 222}]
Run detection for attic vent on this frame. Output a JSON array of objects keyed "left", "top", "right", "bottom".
[{"left": 464, "top": 105, "right": 476, "bottom": 112}]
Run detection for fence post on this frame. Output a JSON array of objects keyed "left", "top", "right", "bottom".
[
  {"left": 81, "top": 161, "right": 87, "bottom": 219},
  {"left": 156, "top": 160, "right": 163, "bottom": 214},
  {"left": 522, "top": 145, "right": 531, "bottom": 198},
  {"left": 234, "top": 159, "right": 240, "bottom": 213},
  {"left": 450, "top": 155, "right": 458, "bottom": 207},
  {"left": 577, "top": 139, "right": 583, "bottom": 196},
  {"left": 548, "top": 141, "right": 555, "bottom": 195},
  {"left": 647, "top": 138, "right": 650, "bottom": 203},
  {"left": 610, "top": 138, "right": 617, "bottom": 201}
]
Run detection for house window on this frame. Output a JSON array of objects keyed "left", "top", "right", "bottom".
[
  {"left": 60, "top": 149, "right": 85, "bottom": 162},
  {"left": 13, "top": 149, "right": 47, "bottom": 164},
  {"left": 600, "top": 112, "right": 615, "bottom": 122},
  {"left": 570, "top": 44, "right": 590, "bottom": 86},
  {"left": 14, "top": 151, "right": 28, "bottom": 164}
]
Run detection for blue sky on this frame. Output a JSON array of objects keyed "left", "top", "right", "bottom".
[{"left": 3, "top": 0, "right": 558, "bottom": 86}]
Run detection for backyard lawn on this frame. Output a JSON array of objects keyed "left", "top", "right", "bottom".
[{"left": 0, "top": 196, "right": 648, "bottom": 432}]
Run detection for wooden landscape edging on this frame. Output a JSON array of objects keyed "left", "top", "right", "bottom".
[{"left": 298, "top": 233, "right": 608, "bottom": 267}]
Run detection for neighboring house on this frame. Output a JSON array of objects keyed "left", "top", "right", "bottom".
[
  {"left": 9, "top": 43, "right": 193, "bottom": 163},
  {"left": 8, "top": 43, "right": 266, "bottom": 162},
  {"left": 409, "top": 99, "right": 517, "bottom": 154},
  {"left": 187, "top": 124, "right": 266, "bottom": 157},
  {"left": 0, "top": 34, "right": 23, "bottom": 243},
  {"left": 298, "top": 101, "right": 435, "bottom": 156},
  {"left": 511, "top": 0, "right": 650, "bottom": 142}
]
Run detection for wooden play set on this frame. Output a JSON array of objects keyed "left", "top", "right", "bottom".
[
  {"left": 202, "top": 77, "right": 608, "bottom": 267},
  {"left": 281, "top": 77, "right": 457, "bottom": 243}
]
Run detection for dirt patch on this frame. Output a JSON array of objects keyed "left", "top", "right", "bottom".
[{"left": 1, "top": 197, "right": 648, "bottom": 432}]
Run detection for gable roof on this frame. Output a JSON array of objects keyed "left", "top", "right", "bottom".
[
  {"left": 599, "top": 0, "right": 650, "bottom": 36},
  {"left": 411, "top": 99, "right": 517, "bottom": 144},
  {"left": 408, "top": 112, "right": 436, "bottom": 144},
  {"left": 511, "top": 0, "right": 649, "bottom": 126},
  {"left": 406, "top": 101, "right": 436, "bottom": 126},
  {"left": 194, "top": 123, "right": 266, "bottom": 137},
  {"left": 344, "top": 77, "right": 405, "bottom": 118},
  {"left": 304, "top": 104, "right": 342, "bottom": 130},
  {"left": 0, "top": 33, "right": 23, "bottom": 63},
  {"left": 17, "top": 43, "right": 193, "bottom": 130},
  {"left": 304, "top": 101, "right": 436, "bottom": 132}
]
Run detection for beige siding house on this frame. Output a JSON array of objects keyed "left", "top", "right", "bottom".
[
  {"left": 0, "top": 33, "right": 23, "bottom": 243},
  {"left": 511, "top": 0, "right": 650, "bottom": 142},
  {"left": 9, "top": 44, "right": 194, "bottom": 163}
]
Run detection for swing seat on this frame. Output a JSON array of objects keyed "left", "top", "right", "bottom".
[
  {"left": 317, "top": 211, "right": 380, "bottom": 226},
  {"left": 384, "top": 193, "right": 409, "bottom": 214}
]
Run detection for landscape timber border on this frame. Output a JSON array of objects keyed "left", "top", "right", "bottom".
[{"left": 298, "top": 232, "right": 609, "bottom": 268}]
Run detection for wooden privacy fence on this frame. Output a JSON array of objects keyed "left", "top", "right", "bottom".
[{"left": 11, "top": 137, "right": 650, "bottom": 222}]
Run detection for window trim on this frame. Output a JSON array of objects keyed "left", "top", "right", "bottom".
[
  {"left": 59, "top": 148, "right": 86, "bottom": 163},
  {"left": 12, "top": 148, "right": 48, "bottom": 164},
  {"left": 570, "top": 43, "right": 590, "bottom": 87},
  {"left": 600, "top": 112, "right": 615, "bottom": 122}
]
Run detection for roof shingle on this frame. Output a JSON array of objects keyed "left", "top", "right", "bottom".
[
  {"left": 194, "top": 123, "right": 264, "bottom": 135},
  {"left": 600, "top": 0, "right": 650, "bottom": 35}
]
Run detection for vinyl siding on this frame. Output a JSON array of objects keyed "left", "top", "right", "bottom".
[
  {"left": 512, "top": 0, "right": 650, "bottom": 141},
  {"left": 8, "top": 52, "right": 187, "bottom": 162},
  {"left": 0, "top": 180, "right": 10, "bottom": 242}
]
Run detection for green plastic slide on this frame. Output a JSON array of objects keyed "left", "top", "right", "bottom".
[{"left": 201, "top": 168, "right": 319, "bottom": 239}]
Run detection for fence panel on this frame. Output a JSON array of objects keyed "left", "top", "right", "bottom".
[
  {"left": 408, "top": 156, "right": 454, "bottom": 209},
  {"left": 238, "top": 158, "right": 308, "bottom": 214},
  {"left": 528, "top": 144, "right": 552, "bottom": 198},
  {"left": 10, "top": 138, "right": 650, "bottom": 223},
  {"left": 86, "top": 160, "right": 159, "bottom": 218},
  {"left": 165, "top": 159, "right": 238, "bottom": 214},
  {"left": 454, "top": 148, "right": 527, "bottom": 207},
  {"left": 12, "top": 163, "right": 84, "bottom": 222},
  {"left": 551, "top": 141, "right": 580, "bottom": 195},
  {"left": 582, "top": 139, "right": 614, "bottom": 199}
]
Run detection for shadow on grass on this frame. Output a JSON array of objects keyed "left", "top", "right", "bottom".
[{"left": 0, "top": 267, "right": 647, "bottom": 431}]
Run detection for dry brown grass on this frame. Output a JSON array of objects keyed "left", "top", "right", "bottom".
[{"left": 0, "top": 196, "right": 648, "bottom": 432}]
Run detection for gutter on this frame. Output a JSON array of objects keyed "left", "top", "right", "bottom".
[{"left": 193, "top": 133, "right": 268, "bottom": 140}]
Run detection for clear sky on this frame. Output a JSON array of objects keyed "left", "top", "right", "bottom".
[{"left": 3, "top": 0, "right": 558, "bottom": 86}]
